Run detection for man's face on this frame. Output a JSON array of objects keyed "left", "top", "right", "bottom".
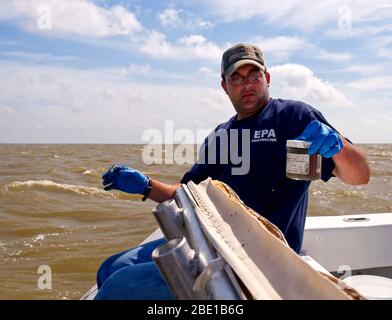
[{"left": 221, "top": 64, "right": 270, "bottom": 120}]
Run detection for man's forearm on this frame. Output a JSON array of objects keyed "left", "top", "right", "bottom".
[
  {"left": 332, "top": 138, "right": 371, "bottom": 185},
  {"left": 148, "top": 179, "right": 181, "bottom": 203}
]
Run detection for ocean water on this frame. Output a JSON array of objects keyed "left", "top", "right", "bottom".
[{"left": 0, "top": 144, "right": 391, "bottom": 300}]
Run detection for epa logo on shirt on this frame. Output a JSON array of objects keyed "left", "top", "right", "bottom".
[{"left": 252, "top": 129, "right": 277, "bottom": 143}]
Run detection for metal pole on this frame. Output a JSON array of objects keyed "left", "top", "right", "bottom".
[{"left": 152, "top": 237, "right": 201, "bottom": 300}]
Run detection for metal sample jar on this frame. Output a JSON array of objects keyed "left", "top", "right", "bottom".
[{"left": 286, "top": 140, "right": 321, "bottom": 181}]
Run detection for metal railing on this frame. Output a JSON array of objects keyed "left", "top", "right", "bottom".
[{"left": 151, "top": 184, "right": 241, "bottom": 300}]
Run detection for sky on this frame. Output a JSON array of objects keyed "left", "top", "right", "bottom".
[{"left": 0, "top": 0, "right": 391, "bottom": 143}]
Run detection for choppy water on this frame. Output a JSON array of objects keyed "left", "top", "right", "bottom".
[{"left": 0, "top": 144, "right": 391, "bottom": 299}]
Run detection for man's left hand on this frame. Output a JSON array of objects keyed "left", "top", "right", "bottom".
[{"left": 296, "top": 120, "right": 343, "bottom": 158}]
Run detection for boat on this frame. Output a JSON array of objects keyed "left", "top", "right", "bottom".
[{"left": 81, "top": 179, "right": 392, "bottom": 300}]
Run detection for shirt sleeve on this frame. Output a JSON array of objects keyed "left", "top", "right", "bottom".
[
  {"left": 180, "top": 138, "right": 211, "bottom": 184},
  {"left": 180, "top": 162, "right": 209, "bottom": 184}
]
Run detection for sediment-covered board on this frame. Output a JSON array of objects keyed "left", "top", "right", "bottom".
[{"left": 187, "top": 178, "right": 364, "bottom": 300}]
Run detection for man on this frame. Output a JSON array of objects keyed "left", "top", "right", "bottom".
[{"left": 95, "top": 44, "right": 370, "bottom": 300}]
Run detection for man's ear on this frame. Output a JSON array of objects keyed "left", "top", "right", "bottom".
[
  {"left": 265, "top": 71, "right": 271, "bottom": 86},
  {"left": 221, "top": 79, "right": 228, "bottom": 94}
]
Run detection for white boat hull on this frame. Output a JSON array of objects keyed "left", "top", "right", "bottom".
[{"left": 302, "top": 212, "right": 392, "bottom": 273}]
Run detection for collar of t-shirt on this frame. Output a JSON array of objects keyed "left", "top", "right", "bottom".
[{"left": 230, "top": 97, "right": 274, "bottom": 128}]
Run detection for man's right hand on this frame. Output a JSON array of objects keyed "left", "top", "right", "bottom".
[{"left": 102, "top": 165, "right": 148, "bottom": 194}]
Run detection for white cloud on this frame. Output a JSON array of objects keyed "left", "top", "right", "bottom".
[
  {"left": 249, "top": 36, "right": 352, "bottom": 65},
  {"left": 178, "top": 35, "right": 205, "bottom": 46},
  {"left": 316, "top": 49, "right": 352, "bottom": 62},
  {"left": 379, "top": 48, "right": 392, "bottom": 58},
  {"left": 0, "top": 104, "right": 14, "bottom": 115},
  {"left": 0, "top": 40, "right": 21, "bottom": 46},
  {"left": 205, "top": 0, "right": 329, "bottom": 30},
  {"left": 346, "top": 75, "right": 392, "bottom": 92},
  {"left": 267, "top": 64, "right": 391, "bottom": 143},
  {"left": 141, "top": 32, "right": 223, "bottom": 61},
  {"left": 197, "top": 67, "right": 215, "bottom": 76},
  {"left": 192, "top": 17, "right": 214, "bottom": 30},
  {"left": 336, "top": 32, "right": 392, "bottom": 69},
  {"left": 376, "top": 36, "right": 392, "bottom": 58},
  {"left": 205, "top": 0, "right": 392, "bottom": 33},
  {"left": 269, "top": 63, "right": 352, "bottom": 108},
  {"left": 0, "top": 62, "right": 233, "bottom": 143},
  {"left": 331, "top": 101, "right": 392, "bottom": 143},
  {"left": 158, "top": 8, "right": 182, "bottom": 27},
  {"left": 0, "top": 61, "right": 390, "bottom": 143},
  {"left": 157, "top": 7, "right": 213, "bottom": 31},
  {"left": 124, "top": 63, "right": 153, "bottom": 77},
  {"left": 0, "top": 0, "right": 142, "bottom": 37},
  {"left": 1, "top": 50, "right": 79, "bottom": 62},
  {"left": 340, "top": 64, "right": 387, "bottom": 75},
  {"left": 250, "top": 36, "right": 307, "bottom": 63},
  {"left": 326, "top": 23, "right": 392, "bottom": 39}
]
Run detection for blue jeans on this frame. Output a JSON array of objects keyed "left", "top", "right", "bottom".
[{"left": 95, "top": 237, "right": 175, "bottom": 300}]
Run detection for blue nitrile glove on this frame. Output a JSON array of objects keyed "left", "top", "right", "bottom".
[
  {"left": 295, "top": 120, "right": 343, "bottom": 158},
  {"left": 102, "top": 165, "right": 148, "bottom": 194}
]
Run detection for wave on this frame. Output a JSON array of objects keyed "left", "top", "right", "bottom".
[
  {"left": 3, "top": 180, "right": 116, "bottom": 198},
  {"left": 369, "top": 151, "right": 392, "bottom": 157}
]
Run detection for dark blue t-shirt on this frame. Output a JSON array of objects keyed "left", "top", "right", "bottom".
[{"left": 181, "top": 98, "right": 337, "bottom": 253}]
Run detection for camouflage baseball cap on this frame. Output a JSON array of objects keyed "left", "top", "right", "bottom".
[{"left": 221, "top": 43, "right": 266, "bottom": 77}]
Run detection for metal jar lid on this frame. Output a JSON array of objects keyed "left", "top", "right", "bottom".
[{"left": 286, "top": 139, "right": 311, "bottom": 149}]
